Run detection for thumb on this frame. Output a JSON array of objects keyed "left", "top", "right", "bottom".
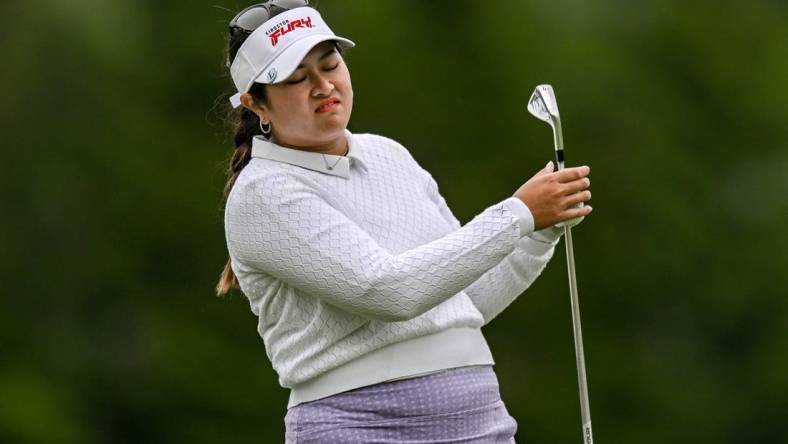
[{"left": 537, "top": 161, "right": 555, "bottom": 175}]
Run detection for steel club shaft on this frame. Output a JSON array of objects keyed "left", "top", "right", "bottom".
[{"left": 527, "top": 84, "right": 594, "bottom": 443}]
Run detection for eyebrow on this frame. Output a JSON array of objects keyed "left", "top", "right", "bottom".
[{"left": 296, "top": 48, "right": 337, "bottom": 69}]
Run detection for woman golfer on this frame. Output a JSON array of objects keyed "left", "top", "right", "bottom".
[{"left": 217, "top": 1, "right": 592, "bottom": 442}]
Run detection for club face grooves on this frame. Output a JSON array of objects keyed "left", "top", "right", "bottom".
[
  {"left": 527, "top": 92, "right": 551, "bottom": 122},
  {"left": 528, "top": 84, "right": 564, "bottom": 154}
]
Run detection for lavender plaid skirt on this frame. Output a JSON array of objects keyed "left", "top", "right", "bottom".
[{"left": 284, "top": 365, "right": 517, "bottom": 443}]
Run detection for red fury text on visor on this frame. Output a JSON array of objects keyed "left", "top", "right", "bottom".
[{"left": 265, "top": 17, "right": 314, "bottom": 46}]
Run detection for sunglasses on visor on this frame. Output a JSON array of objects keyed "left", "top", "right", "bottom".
[{"left": 228, "top": 0, "right": 309, "bottom": 35}]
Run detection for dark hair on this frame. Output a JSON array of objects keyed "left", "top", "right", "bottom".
[{"left": 215, "top": 10, "right": 277, "bottom": 297}]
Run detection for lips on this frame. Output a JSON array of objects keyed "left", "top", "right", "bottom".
[{"left": 315, "top": 97, "right": 340, "bottom": 113}]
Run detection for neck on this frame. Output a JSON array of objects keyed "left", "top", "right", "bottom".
[{"left": 271, "top": 132, "right": 348, "bottom": 156}]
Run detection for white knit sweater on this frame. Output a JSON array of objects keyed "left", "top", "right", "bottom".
[{"left": 224, "top": 130, "right": 562, "bottom": 407}]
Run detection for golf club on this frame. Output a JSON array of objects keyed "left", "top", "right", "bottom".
[{"left": 527, "top": 84, "right": 594, "bottom": 444}]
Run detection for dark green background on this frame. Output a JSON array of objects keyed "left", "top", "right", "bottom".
[{"left": 2, "top": 1, "right": 786, "bottom": 442}]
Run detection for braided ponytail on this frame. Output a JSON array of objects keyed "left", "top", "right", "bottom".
[
  {"left": 216, "top": 7, "right": 278, "bottom": 296},
  {"left": 223, "top": 96, "right": 267, "bottom": 198},
  {"left": 216, "top": 89, "right": 266, "bottom": 296}
]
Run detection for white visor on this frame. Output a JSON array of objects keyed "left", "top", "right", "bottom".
[{"left": 229, "top": 6, "right": 355, "bottom": 108}]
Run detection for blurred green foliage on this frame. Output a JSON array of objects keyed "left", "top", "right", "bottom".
[{"left": 1, "top": 0, "right": 786, "bottom": 442}]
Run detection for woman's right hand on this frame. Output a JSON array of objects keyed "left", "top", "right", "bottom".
[{"left": 513, "top": 161, "right": 593, "bottom": 231}]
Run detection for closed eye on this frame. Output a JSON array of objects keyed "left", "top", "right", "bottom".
[{"left": 285, "top": 63, "right": 340, "bottom": 84}]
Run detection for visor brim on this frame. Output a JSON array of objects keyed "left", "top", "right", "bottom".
[{"left": 250, "top": 34, "right": 355, "bottom": 85}]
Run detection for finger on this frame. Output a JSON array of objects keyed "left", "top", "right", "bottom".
[
  {"left": 556, "top": 199, "right": 592, "bottom": 227},
  {"left": 560, "top": 177, "right": 591, "bottom": 195},
  {"left": 563, "top": 204, "right": 593, "bottom": 219},
  {"left": 554, "top": 165, "right": 590, "bottom": 183},
  {"left": 535, "top": 161, "right": 555, "bottom": 176},
  {"left": 564, "top": 190, "right": 592, "bottom": 206}
]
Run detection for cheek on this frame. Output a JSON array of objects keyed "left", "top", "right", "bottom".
[
  {"left": 339, "top": 68, "right": 353, "bottom": 91},
  {"left": 268, "top": 91, "right": 309, "bottom": 123},
  {"left": 336, "top": 71, "right": 353, "bottom": 102}
]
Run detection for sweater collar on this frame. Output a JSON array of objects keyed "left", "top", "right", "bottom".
[{"left": 250, "top": 129, "right": 367, "bottom": 179}]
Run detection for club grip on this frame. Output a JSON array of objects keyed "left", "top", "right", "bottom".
[
  {"left": 553, "top": 148, "right": 584, "bottom": 228},
  {"left": 556, "top": 205, "right": 585, "bottom": 228}
]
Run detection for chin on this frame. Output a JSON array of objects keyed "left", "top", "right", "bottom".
[
  {"left": 314, "top": 126, "right": 347, "bottom": 143},
  {"left": 295, "top": 123, "right": 343, "bottom": 145},
  {"left": 318, "top": 116, "right": 350, "bottom": 134}
]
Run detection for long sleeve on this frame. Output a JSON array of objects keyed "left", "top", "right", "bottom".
[
  {"left": 225, "top": 172, "right": 530, "bottom": 323},
  {"left": 419, "top": 165, "right": 562, "bottom": 324}
]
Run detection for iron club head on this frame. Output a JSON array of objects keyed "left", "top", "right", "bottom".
[
  {"left": 527, "top": 84, "right": 560, "bottom": 124},
  {"left": 527, "top": 84, "right": 564, "bottom": 152}
]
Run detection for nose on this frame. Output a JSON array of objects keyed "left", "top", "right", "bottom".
[{"left": 311, "top": 73, "right": 334, "bottom": 97}]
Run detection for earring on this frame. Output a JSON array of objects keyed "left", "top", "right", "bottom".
[{"left": 260, "top": 120, "right": 272, "bottom": 138}]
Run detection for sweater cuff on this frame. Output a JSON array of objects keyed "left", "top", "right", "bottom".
[
  {"left": 502, "top": 197, "right": 534, "bottom": 237},
  {"left": 516, "top": 225, "right": 563, "bottom": 256},
  {"left": 531, "top": 225, "right": 563, "bottom": 244}
]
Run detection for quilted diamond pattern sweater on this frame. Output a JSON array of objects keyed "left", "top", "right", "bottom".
[{"left": 224, "top": 130, "right": 562, "bottom": 407}]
